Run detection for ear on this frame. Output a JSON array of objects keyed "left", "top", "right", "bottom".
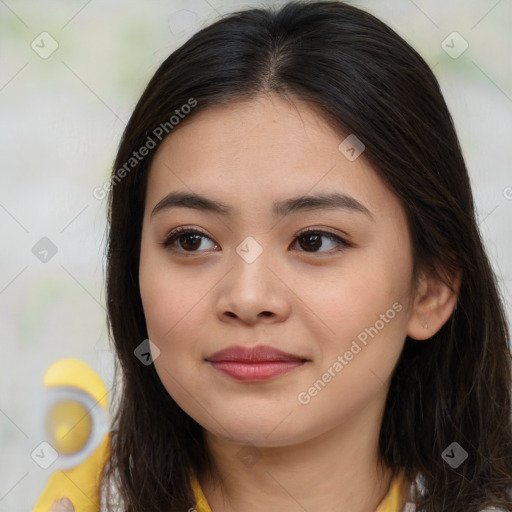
[{"left": 406, "top": 268, "right": 461, "bottom": 340}]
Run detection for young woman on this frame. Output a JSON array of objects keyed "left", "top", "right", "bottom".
[{"left": 73, "top": 1, "right": 512, "bottom": 511}]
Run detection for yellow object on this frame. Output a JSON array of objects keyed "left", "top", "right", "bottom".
[
  {"left": 33, "top": 359, "right": 111, "bottom": 512},
  {"left": 42, "top": 358, "right": 108, "bottom": 409},
  {"left": 191, "top": 474, "right": 211, "bottom": 512},
  {"left": 190, "top": 471, "right": 408, "bottom": 512},
  {"left": 46, "top": 400, "right": 92, "bottom": 454},
  {"left": 375, "top": 471, "right": 408, "bottom": 511}
]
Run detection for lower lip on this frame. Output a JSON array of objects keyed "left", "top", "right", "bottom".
[{"left": 209, "top": 360, "right": 305, "bottom": 381}]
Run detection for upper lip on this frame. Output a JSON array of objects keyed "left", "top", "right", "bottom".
[{"left": 206, "top": 345, "right": 308, "bottom": 363}]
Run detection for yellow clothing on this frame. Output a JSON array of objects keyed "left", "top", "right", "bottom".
[{"left": 191, "top": 472, "right": 408, "bottom": 512}]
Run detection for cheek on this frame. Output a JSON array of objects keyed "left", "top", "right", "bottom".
[
  {"left": 139, "top": 251, "right": 209, "bottom": 413},
  {"left": 299, "top": 240, "right": 412, "bottom": 390},
  {"left": 139, "top": 236, "right": 212, "bottom": 342},
  {"left": 299, "top": 254, "right": 411, "bottom": 342},
  {"left": 291, "top": 278, "right": 408, "bottom": 435},
  {"left": 140, "top": 269, "right": 195, "bottom": 341}
]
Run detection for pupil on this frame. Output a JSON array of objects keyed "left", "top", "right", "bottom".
[
  {"left": 181, "top": 234, "right": 201, "bottom": 250},
  {"left": 301, "top": 234, "right": 321, "bottom": 251}
]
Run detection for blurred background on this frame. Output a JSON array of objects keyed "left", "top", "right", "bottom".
[{"left": 1, "top": 0, "right": 511, "bottom": 509}]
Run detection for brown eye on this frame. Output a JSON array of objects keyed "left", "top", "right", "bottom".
[
  {"left": 298, "top": 233, "right": 323, "bottom": 251},
  {"left": 293, "top": 230, "right": 350, "bottom": 253},
  {"left": 162, "top": 228, "right": 217, "bottom": 253},
  {"left": 178, "top": 233, "right": 203, "bottom": 251},
  {"left": 161, "top": 228, "right": 350, "bottom": 255}
]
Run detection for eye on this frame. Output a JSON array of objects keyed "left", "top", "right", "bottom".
[
  {"left": 161, "top": 227, "right": 218, "bottom": 253},
  {"left": 291, "top": 229, "right": 350, "bottom": 253},
  {"left": 161, "top": 227, "right": 350, "bottom": 255}
]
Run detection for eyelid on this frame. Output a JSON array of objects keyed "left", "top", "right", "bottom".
[
  {"left": 292, "top": 227, "right": 351, "bottom": 253},
  {"left": 161, "top": 225, "right": 216, "bottom": 248},
  {"left": 296, "top": 226, "right": 351, "bottom": 241},
  {"left": 160, "top": 225, "right": 352, "bottom": 254}
]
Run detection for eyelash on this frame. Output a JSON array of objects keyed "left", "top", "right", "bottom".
[{"left": 160, "top": 226, "right": 351, "bottom": 255}]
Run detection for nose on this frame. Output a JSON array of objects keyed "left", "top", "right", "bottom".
[{"left": 215, "top": 249, "right": 292, "bottom": 325}]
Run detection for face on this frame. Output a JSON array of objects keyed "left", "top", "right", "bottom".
[{"left": 139, "top": 93, "right": 416, "bottom": 447}]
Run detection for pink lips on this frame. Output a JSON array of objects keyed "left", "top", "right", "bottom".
[{"left": 206, "top": 345, "right": 308, "bottom": 381}]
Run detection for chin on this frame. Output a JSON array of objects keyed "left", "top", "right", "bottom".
[{"left": 205, "top": 416, "right": 317, "bottom": 448}]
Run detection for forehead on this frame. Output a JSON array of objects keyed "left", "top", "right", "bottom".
[
  {"left": 145, "top": 93, "right": 401, "bottom": 221},
  {"left": 153, "top": 93, "right": 342, "bottom": 163}
]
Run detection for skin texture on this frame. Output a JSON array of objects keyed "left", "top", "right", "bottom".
[
  {"left": 49, "top": 498, "right": 74, "bottom": 512},
  {"left": 138, "top": 93, "right": 458, "bottom": 512}
]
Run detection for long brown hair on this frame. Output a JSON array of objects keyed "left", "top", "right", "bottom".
[{"left": 103, "top": 2, "right": 512, "bottom": 510}]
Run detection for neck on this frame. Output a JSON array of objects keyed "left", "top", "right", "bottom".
[{"left": 198, "top": 388, "right": 395, "bottom": 512}]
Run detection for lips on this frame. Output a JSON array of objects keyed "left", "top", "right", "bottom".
[
  {"left": 206, "top": 345, "right": 309, "bottom": 382},
  {"left": 206, "top": 345, "right": 307, "bottom": 363}
]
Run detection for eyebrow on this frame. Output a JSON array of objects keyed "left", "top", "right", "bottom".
[{"left": 150, "top": 191, "right": 373, "bottom": 220}]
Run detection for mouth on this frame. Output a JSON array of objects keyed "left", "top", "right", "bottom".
[{"left": 206, "top": 345, "right": 309, "bottom": 382}]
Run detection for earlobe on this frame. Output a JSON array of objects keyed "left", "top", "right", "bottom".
[{"left": 406, "top": 269, "right": 461, "bottom": 341}]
